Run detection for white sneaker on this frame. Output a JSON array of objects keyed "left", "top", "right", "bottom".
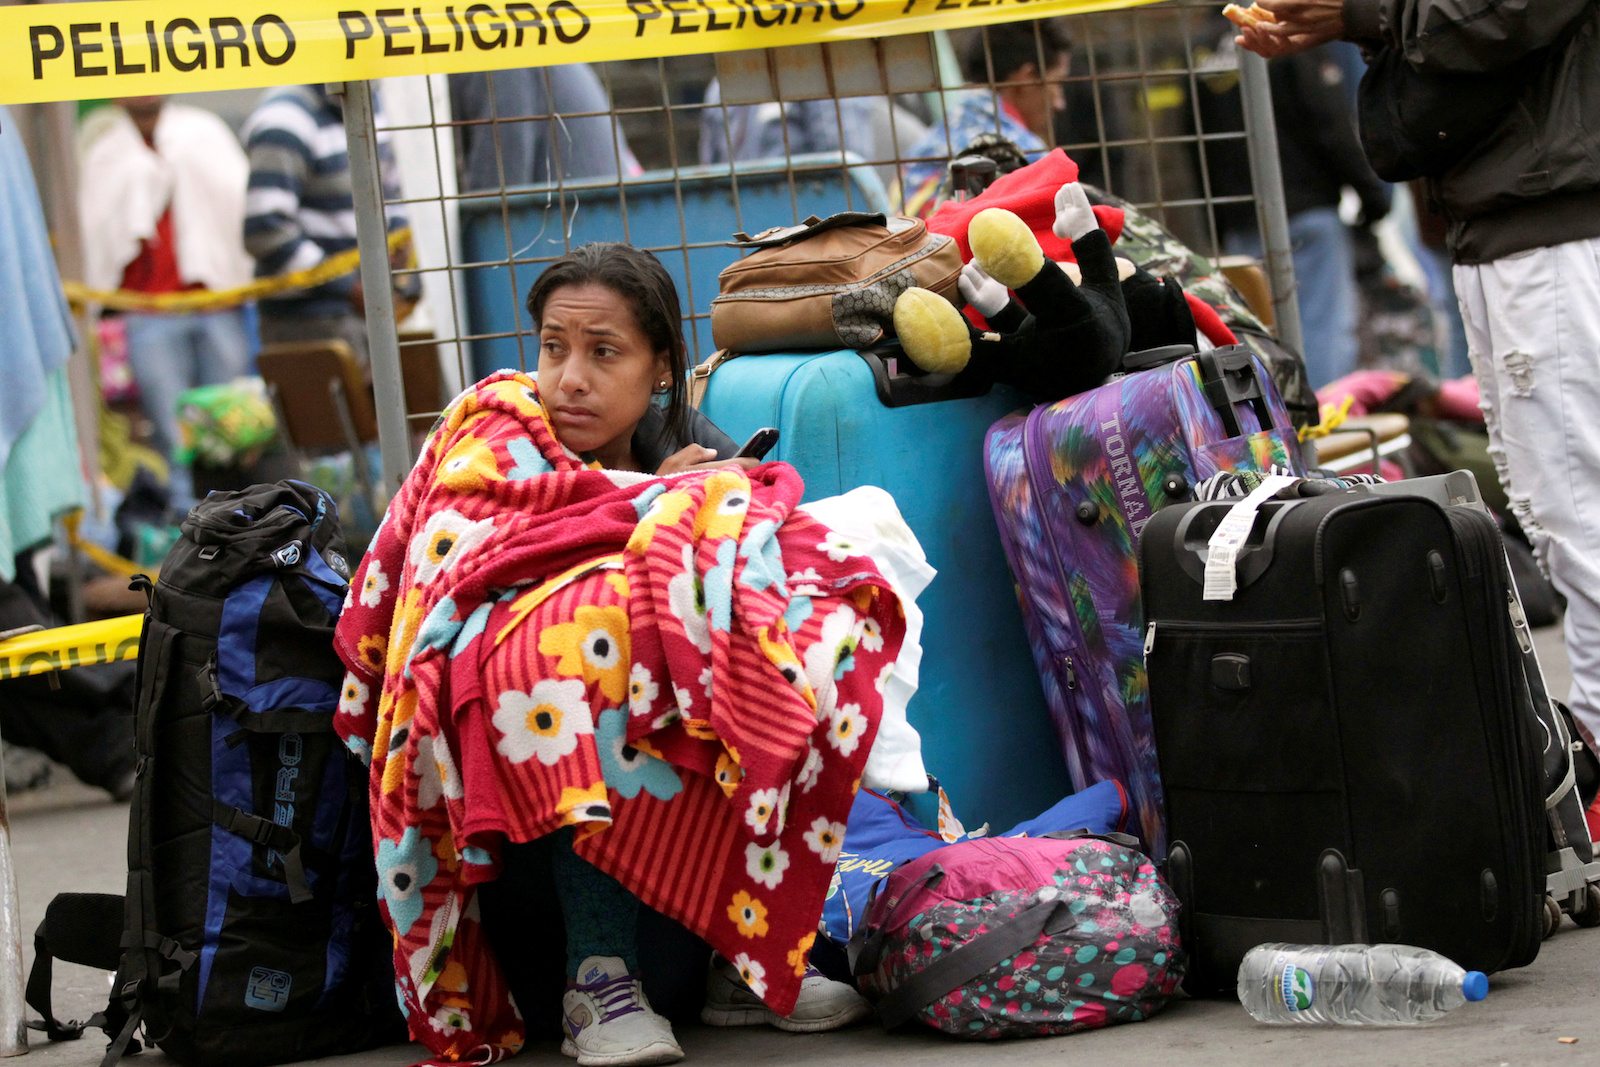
[
  {"left": 701, "top": 956, "right": 872, "bottom": 1033},
  {"left": 560, "top": 956, "right": 684, "bottom": 1067}
]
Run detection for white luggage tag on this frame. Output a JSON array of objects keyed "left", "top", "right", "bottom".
[{"left": 1202, "top": 474, "right": 1298, "bottom": 601}]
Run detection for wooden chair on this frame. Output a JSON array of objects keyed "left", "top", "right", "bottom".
[
  {"left": 1216, "top": 255, "right": 1276, "bottom": 329},
  {"left": 256, "top": 340, "right": 381, "bottom": 510},
  {"left": 1313, "top": 412, "right": 1412, "bottom": 474}
]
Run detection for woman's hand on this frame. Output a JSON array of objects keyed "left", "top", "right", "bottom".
[{"left": 656, "top": 445, "right": 761, "bottom": 476}]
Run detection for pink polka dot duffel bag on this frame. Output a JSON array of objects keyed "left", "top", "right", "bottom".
[{"left": 852, "top": 833, "right": 1185, "bottom": 1038}]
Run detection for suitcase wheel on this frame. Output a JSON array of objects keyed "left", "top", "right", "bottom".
[
  {"left": 1572, "top": 884, "right": 1600, "bottom": 929},
  {"left": 1542, "top": 895, "right": 1563, "bottom": 938}
]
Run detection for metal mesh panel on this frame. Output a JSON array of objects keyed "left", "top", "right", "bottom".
[{"left": 372, "top": 0, "right": 1264, "bottom": 438}]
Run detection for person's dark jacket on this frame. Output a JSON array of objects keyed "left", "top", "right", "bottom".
[
  {"left": 1344, "top": 0, "right": 1600, "bottom": 263},
  {"left": 630, "top": 404, "right": 738, "bottom": 473},
  {"left": 1273, "top": 46, "right": 1391, "bottom": 222}
]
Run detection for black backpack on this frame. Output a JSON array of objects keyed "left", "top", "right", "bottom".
[{"left": 26, "top": 482, "right": 402, "bottom": 1067}]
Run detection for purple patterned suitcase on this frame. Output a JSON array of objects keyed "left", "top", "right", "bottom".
[{"left": 984, "top": 345, "right": 1304, "bottom": 856}]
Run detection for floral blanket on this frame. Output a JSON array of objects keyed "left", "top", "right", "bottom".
[{"left": 333, "top": 372, "right": 903, "bottom": 1062}]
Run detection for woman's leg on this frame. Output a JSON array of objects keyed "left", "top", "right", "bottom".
[{"left": 551, "top": 828, "right": 640, "bottom": 977}]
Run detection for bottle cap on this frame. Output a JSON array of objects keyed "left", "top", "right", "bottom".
[{"left": 1463, "top": 971, "right": 1489, "bottom": 1002}]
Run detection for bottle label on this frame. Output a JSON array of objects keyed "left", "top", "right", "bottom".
[{"left": 1277, "top": 962, "right": 1315, "bottom": 1012}]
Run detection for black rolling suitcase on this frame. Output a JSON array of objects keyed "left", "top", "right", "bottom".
[{"left": 1139, "top": 472, "right": 1553, "bottom": 995}]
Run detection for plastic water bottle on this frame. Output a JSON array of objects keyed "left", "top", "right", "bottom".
[{"left": 1237, "top": 944, "right": 1489, "bottom": 1025}]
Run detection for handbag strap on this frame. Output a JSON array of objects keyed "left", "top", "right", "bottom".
[
  {"left": 872, "top": 892, "right": 1074, "bottom": 1030},
  {"left": 688, "top": 351, "right": 740, "bottom": 409}
]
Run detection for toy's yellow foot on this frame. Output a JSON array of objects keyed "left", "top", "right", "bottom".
[
  {"left": 969, "top": 208, "right": 1044, "bottom": 290},
  {"left": 894, "top": 287, "right": 971, "bottom": 374}
]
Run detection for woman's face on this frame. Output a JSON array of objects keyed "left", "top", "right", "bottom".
[{"left": 536, "top": 282, "right": 670, "bottom": 468}]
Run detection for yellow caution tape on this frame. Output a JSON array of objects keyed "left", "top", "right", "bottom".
[
  {"left": 1298, "top": 394, "right": 1354, "bottom": 443},
  {"left": 0, "top": 614, "right": 142, "bottom": 680},
  {"left": 1, "top": 0, "right": 1158, "bottom": 106},
  {"left": 63, "top": 227, "right": 411, "bottom": 313},
  {"left": 62, "top": 509, "right": 150, "bottom": 580}
]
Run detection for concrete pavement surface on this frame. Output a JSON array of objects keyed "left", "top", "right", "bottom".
[{"left": 10, "top": 627, "right": 1599, "bottom": 1067}]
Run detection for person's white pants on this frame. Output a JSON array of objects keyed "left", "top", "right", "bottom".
[{"left": 1455, "top": 236, "right": 1600, "bottom": 749}]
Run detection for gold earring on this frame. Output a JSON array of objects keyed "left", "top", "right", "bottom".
[{"left": 658, "top": 380, "right": 669, "bottom": 390}]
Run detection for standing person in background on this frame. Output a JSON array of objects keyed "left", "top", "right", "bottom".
[
  {"left": 1238, "top": 0, "right": 1600, "bottom": 748},
  {"left": 697, "top": 81, "right": 928, "bottom": 198},
  {"left": 243, "top": 84, "right": 418, "bottom": 364},
  {"left": 450, "top": 65, "right": 641, "bottom": 192},
  {"left": 80, "top": 96, "right": 254, "bottom": 505},
  {"left": 901, "top": 20, "right": 1072, "bottom": 216},
  {"left": 1207, "top": 39, "right": 1389, "bottom": 388}
]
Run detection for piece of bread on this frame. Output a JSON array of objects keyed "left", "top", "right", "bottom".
[{"left": 1222, "top": 3, "right": 1274, "bottom": 28}]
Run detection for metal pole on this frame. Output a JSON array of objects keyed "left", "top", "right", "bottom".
[
  {"left": 340, "top": 80, "right": 412, "bottom": 499},
  {"left": 1237, "top": 49, "right": 1305, "bottom": 359},
  {"left": 0, "top": 736, "right": 25, "bottom": 1056}
]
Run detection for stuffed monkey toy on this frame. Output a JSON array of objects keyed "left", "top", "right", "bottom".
[{"left": 894, "top": 183, "right": 1134, "bottom": 402}]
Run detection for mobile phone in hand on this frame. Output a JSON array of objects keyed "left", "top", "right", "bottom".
[{"left": 736, "top": 427, "right": 779, "bottom": 460}]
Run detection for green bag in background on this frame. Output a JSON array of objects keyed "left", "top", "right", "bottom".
[{"left": 174, "top": 378, "right": 277, "bottom": 467}]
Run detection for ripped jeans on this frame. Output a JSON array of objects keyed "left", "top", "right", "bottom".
[{"left": 1455, "top": 236, "right": 1600, "bottom": 749}]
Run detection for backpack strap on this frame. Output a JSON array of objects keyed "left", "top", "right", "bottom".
[
  {"left": 25, "top": 924, "right": 84, "bottom": 1040},
  {"left": 870, "top": 892, "right": 1074, "bottom": 1031},
  {"left": 211, "top": 802, "right": 313, "bottom": 904}
]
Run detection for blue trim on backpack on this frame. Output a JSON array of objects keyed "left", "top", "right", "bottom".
[
  {"left": 242, "top": 676, "right": 340, "bottom": 716},
  {"left": 199, "top": 718, "right": 263, "bottom": 1010},
  {"left": 218, "top": 576, "right": 273, "bottom": 699}
]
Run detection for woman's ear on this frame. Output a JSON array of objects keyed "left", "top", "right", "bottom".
[{"left": 652, "top": 351, "right": 673, "bottom": 393}]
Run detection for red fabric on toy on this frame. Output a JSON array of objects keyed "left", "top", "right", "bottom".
[
  {"left": 1186, "top": 294, "right": 1237, "bottom": 348},
  {"left": 926, "top": 150, "right": 1125, "bottom": 265}
]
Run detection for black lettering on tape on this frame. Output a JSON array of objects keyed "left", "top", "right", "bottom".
[
  {"left": 465, "top": 3, "right": 508, "bottom": 46},
  {"left": 339, "top": 11, "right": 375, "bottom": 58},
  {"left": 376, "top": 8, "right": 414, "bottom": 54},
  {"left": 547, "top": 0, "right": 590, "bottom": 42},
  {"left": 445, "top": 6, "right": 465, "bottom": 50},
  {"left": 210, "top": 17, "right": 251, "bottom": 68},
  {"left": 113, "top": 635, "right": 140, "bottom": 662},
  {"left": 698, "top": 0, "right": 732, "bottom": 30},
  {"left": 166, "top": 18, "right": 207, "bottom": 70},
  {"left": 30, "top": 25, "right": 64, "bottom": 80},
  {"left": 749, "top": 0, "right": 784, "bottom": 26},
  {"left": 663, "top": 0, "right": 698, "bottom": 32},
  {"left": 967, "top": 0, "right": 991, "bottom": 7},
  {"left": 111, "top": 22, "right": 145, "bottom": 73},
  {"left": 506, "top": 3, "right": 545, "bottom": 46},
  {"left": 790, "top": 0, "right": 825, "bottom": 22},
  {"left": 829, "top": 0, "right": 864, "bottom": 16},
  {"left": 899, "top": 0, "right": 920, "bottom": 11},
  {"left": 21, "top": 650, "right": 61, "bottom": 676},
  {"left": 414, "top": 8, "right": 450, "bottom": 51},
  {"left": 935, "top": 0, "right": 959, "bottom": 8},
  {"left": 625, "top": 0, "right": 661, "bottom": 36},
  {"left": 252, "top": 15, "right": 296, "bottom": 64},
  {"left": 722, "top": 0, "right": 748, "bottom": 29},
  {"left": 71, "top": 23, "right": 108, "bottom": 77},
  {"left": 145, "top": 20, "right": 161, "bottom": 71}
]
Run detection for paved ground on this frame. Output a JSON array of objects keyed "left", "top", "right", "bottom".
[{"left": 8, "top": 626, "right": 1598, "bottom": 1067}]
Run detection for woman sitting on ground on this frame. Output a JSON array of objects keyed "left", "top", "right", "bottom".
[{"left": 334, "top": 243, "right": 902, "bottom": 1066}]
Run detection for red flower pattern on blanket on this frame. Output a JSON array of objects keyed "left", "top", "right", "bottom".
[{"left": 333, "top": 372, "right": 903, "bottom": 1062}]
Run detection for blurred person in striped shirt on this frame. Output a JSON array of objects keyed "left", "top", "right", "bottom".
[{"left": 242, "top": 84, "right": 419, "bottom": 365}]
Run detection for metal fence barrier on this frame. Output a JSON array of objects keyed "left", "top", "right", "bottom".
[{"left": 338, "top": 0, "right": 1298, "bottom": 492}]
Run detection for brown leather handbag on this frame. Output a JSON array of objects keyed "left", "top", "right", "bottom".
[{"left": 709, "top": 212, "right": 963, "bottom": 353}]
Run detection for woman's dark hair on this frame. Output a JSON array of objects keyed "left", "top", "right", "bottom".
[
  {"left": 962, "top": 20, "right": 1070, "bottom": 86},
  {"left": 525, "top": 242, "right": 691, "bottom": 445}
]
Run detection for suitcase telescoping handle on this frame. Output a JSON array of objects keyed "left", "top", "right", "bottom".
[{"left": 1196, "top": 345, "right": 1274, "bottom": 439}]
